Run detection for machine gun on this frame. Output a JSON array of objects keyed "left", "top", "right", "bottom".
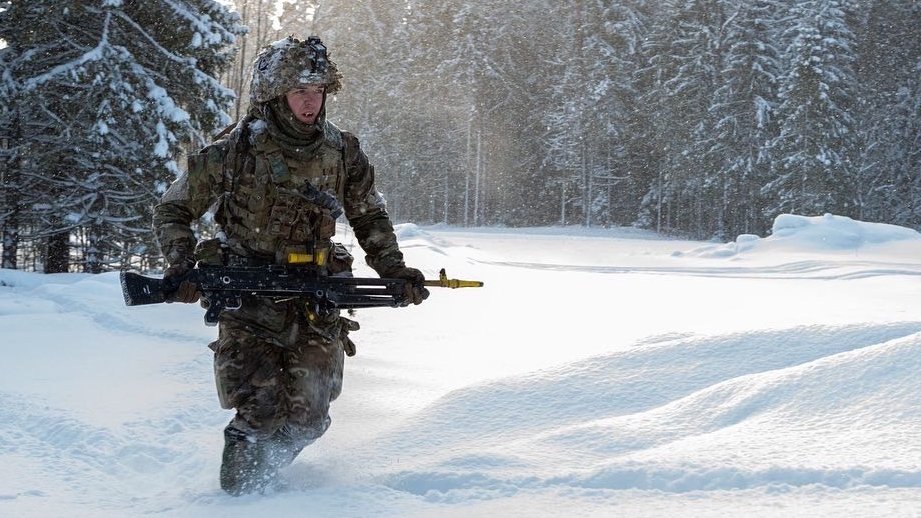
[{"left": 119, "top": 266, "right": 483, "bottom": 326}]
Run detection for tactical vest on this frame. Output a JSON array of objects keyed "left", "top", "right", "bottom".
[{"left": 216, "top": 119, "right": 346, "bottom": 263}]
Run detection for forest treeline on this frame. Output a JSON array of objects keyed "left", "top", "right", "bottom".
[
  {"left": 302, "top": 0, "right": 921, "bottom": 239},
  {"left": 1, "top": 0, "right": 920, "bottom": 272}
]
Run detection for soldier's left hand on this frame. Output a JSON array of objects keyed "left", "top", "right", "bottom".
[{"left": 387, "top": 266, "right": 429, "bottom": 306}]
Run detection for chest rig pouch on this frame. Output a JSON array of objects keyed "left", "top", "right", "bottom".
[{"left": 219, "top": 121, "right": 347, "bottom": 264}]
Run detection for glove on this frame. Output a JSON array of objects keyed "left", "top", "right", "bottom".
[
  {"left": 386, "top": 266, "right": 429, "bottom": 306},
  {"left": 163, "top": 259, "right": 200, "bottom": 304}
]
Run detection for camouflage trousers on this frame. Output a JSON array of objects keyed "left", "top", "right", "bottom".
[{"left": 209, "top": 300, "right": 351, "bottom": 447}]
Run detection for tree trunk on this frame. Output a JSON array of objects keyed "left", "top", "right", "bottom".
[
  {"left": 474, "top": 129, "right": 481, "bottom": 226},
  {"left": 1, "top": 209, "right": 18, "bottom": 269},
  {"left": 84, "top": 224, "right": 103, "bottom": 274},
  {"left": 2, "top": 106, "right": 21, "bottom": 269},
  {"left": 44, "top": 232, "right": 70, "bottom": 273},
  {"left": 233, "top": 0, "right": 249, "bottom": 121},
  {"left": 464, "top": 116, "right": 472, "bottom": 227}
]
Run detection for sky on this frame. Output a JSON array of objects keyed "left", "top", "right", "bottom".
[{"left": 2, "top": 213, "right": 921, "bottom": 517}]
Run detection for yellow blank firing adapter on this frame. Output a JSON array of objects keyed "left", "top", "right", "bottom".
[{"left": 424, "top": 268, "right": 484, "bottom": 288}]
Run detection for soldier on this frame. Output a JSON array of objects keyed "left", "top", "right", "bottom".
[{"left": 152, "top": 35, "right": 429, "bottom": 495}]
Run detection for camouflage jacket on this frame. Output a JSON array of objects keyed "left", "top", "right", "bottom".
[{"left": 152, "top": 116, "right": 406, "bottom": 277}]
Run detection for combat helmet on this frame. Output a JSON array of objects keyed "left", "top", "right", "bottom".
[{"left": 250, "top": 35, "right": 343, "bottom": 106}]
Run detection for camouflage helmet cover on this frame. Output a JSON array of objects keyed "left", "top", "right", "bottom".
[{"left": 250, "top": 35, "right": 343, "bottom": 105}]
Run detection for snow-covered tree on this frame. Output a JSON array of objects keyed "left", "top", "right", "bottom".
[
  {"left": 853, "top": 0, "right": 921, "bottom": 226},
  {"left": 541, "top": 0, "right": 602, "bottom": 227},
  {"left": 405, "top": 0, "right": 503, "bottom": 226},
  {"left": 1, "top": 0, "right": 243, "bottom": 272},
  {"left": 313, "top": 0, "right": 411, "bottom": 161},
  {"left": 222, "top": 0, "right": 294, "bottom": 122},
  {"left": 705, "top": 0, "right": 785, "bottom": 238},
  {"left": 536, "top": 0, "right": 647, "bottom": 228},
  {"left": 636, "top": 0, "right": 729, "bottom": 236},
  {"left": 764, "top": 0, "right": 860, "bottom": 219},
  {"left": 0, "top": 1, "right": 36, "bottom": 269},
  {"left": 594, "top": 0, "right": 650, "bottom": 227}
]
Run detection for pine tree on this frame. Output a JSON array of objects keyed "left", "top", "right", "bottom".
[
  {"left": 1, "top": 1, "right": 38, "bottom": 269},
  {"left": 309, "top": 0, "right": 453, "bottom": 224},
  {"left": 2, "top": 0, "right": 243, "bottom": 272},
  {"left": 765, "top": 0, "right": 860, "bottom": 219},
  {"left": 636, "top": 0, "right": 728, "bottom": 236},
  {"left": 596, "top": 0, "right": 651, "bottom": 228},
  {"left": 853, "top": 0, "right": 921, "bottom": 226},
  {"left": 422, "top": 0, "right": 496, "bottom": 226},
  {"left": 706, "top": 0, "right": 785, "bottom": 238},
  {"left": 541, "top": 0, "right": 599, "bottom": 227},
  {"left": 399, "top": 0, "right": 507, "bottom": 226}
]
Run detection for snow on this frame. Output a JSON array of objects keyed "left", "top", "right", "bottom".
[
  {"left": 154, "top": 121, "right": 171, "bottom": 158},
  {"left": 22, "top": 36, "right": 108, "bottom": 92},
  {"left": 3, "top": 214, "right": 921, "bottom": 516},
  {"left": 685, "top": 213, "right": 921, "bottom": 258},
  {"left": 146, "top": 84, "right": 191, "bottom": 124},
  {"left": 162, "top": 0, "right": 233, "bottom": 46}
]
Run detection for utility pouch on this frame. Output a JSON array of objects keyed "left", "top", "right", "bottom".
[
  {"left": 318, "top": 212, "right": 337, "bottom": 239},
  {"left": 194, "top": 238, "right": 226, "bottom": 266}
]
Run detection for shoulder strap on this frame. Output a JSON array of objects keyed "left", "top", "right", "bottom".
[{"left": 210, "top": 116, "right": 255, "bottom": 224}]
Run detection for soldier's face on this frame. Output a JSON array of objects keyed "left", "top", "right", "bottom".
[{"left": 285, "top": 85, "right": 326, "bottom": 124}]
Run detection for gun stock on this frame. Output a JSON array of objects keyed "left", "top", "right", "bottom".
[{"left": 120, "top": 271, "right": 172, "bottom": 306}]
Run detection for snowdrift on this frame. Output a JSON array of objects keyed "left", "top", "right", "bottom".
[
  {"left": 368, "top": 323, "right": 921, "bottom": 498},
  {"left": 685, "top": 213, "right": 921, "bottom": 259}
]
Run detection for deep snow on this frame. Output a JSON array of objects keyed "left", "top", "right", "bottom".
[{"left": 2, "top": 213, "right": 921, "bottom": 517}]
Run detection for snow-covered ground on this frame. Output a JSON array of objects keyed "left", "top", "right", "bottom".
[{"left": 3, "top": 213, "right": 921, "bottom": 517}]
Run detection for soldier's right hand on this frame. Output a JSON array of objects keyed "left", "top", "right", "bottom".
[
  {"left": 163, "top": 260, "right": 200, "bottom": 304},
  {"left": 386, "top": 266, "right": 430, "bottom": 306}
]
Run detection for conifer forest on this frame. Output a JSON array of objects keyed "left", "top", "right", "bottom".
[{"left": 1, "top": 0, "right": 920, "bottom": 272}]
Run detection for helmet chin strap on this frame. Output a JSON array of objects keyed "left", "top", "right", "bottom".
[{"left": 319, "top": 92, "right": 328, "bottom": 122}]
